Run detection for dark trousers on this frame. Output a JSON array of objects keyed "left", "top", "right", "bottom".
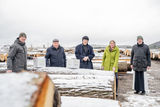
[
  {"left": 134, "top": 71, "right": 145, "bottom": 91},
  {"left": 115, "top": 73, "right": 118, "bottom": 93}
]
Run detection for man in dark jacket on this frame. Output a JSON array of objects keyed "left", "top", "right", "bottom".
[
  {"left": 131, "top": 36, "right": 151, "bottom": 95},
  {"left": 75, "top": 36, "right": 95, "bottom": 69},
  {"left": 7, "top": 33, "right": 27, "bottom": 72},
  {"left": 45, "top": 39, "right": 66, "bottom": 67}
]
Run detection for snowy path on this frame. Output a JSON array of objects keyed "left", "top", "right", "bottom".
[{"left": 120, "top": 61, "right": 160, "bottom": 107}]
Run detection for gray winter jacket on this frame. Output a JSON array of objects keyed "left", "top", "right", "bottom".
[
  {"left": 131, "top": 43, "right": 151, "bottom": 71},
  {"left": 7, "top": 38, "right": 27, "bottom": 72}
]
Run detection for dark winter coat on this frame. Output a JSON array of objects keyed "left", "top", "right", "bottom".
[
  {"left": 45, "top": 46, "right": 66, "bottom": 67},
  {"left": 7, "top": 38, "right": 27, "bottom": 72},
  {"left": 131, "top": 43, "right": 151, "bottom": 71},
  {"left": 75, "top": 44, "right": 95, "bottom": 69}
]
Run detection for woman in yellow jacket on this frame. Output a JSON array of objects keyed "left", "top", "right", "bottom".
[{"left": 102, "top": 40, "right": 120, "bottom": 95}]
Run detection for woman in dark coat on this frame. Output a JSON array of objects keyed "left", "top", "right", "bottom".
[
  {"left": 131, "top": 36, "right": 151, "bottom": 95},
  {"left": 75, "top": 36, "right": 95, "bottom": 69}
]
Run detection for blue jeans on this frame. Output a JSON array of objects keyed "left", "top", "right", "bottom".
[{"left": 115, "top": 73, "right": 118, "bottom": 93}]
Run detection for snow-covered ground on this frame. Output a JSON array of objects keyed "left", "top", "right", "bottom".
[
  {"left": 122, "top": 93, "right": 160, "bottom": 107},
  {"left": 121, "top": 68, "right": 160, "bottom": 107},
  {"left": 61, "top": 96, "right": 120, "bottom": 107}
]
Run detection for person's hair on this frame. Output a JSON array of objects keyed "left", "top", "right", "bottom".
[
  {"left": 19, "top": 32, "right": 27, "bottom": 38},
  {"left": 109, "top": 40, "right": 116, "bottom": 46},
  {"left": 109, "top": 40, "right": 116, "bottom": 52}
]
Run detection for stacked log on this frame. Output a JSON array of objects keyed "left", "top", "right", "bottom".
[
  {"left": 118, "top": 61, "right": 128, "bottom": 72},
  {"left": 96, "top": 49, "right": 105, "bottom": 53},
  {"left": 158, "top": 53, "right": 160, "bottom": 60},
  {"left": 64, "top": 49, "right": 74, "bottom": 54},
  {"left": 150, "top": 51, "right": 160, "bottom": 60},
  {"left": 36, "top": 67, "right": 116, "bottom": 100},
  {"left": 0, "top": 72, "right": 61, "bottom": 107},
  {"left": 4, "top": 54, "right": 8, "bottom": 62},
  {"left": 120, "top": 49, "right": 124, "bottom": 54},
  {"left": 124, "top": 49, "right": 131, "bottom": 56},
  {"left": 27, "top": 53, "right": 45, "bottom": 58},
  {"left": 0, "top": 54, "right": 8, "bottom": 62},
  {"left": 0, "top": 54, "right": 5, "bottom": 62}
]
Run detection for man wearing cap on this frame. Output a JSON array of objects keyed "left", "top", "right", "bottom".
[
  {"left": 131, "top": 36, "right": 151, "bottom": 95},
  {"left": 7, "top": 32, "right": 27, "bottom": 72},
  {"left": 75, "top": 36, "right": 95, "bottom": 69},
  {"left": 45, "top": 39, "right": 66, "bottom": 67}
]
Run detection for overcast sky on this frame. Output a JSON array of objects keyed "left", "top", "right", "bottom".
[{"left": 0, "top": 0, "right": 160, "bottom": 47}]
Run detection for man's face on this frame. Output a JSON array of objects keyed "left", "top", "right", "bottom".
[
  {"left": 137, "top": 39, "right": 143, "bottom": 44},
  {"left": 82, "top": 39, "right": 88, "bottom": 45},
  {"left": 19, "top": 37, "right": 26, "bottom": 43},
  {"left": 53, "top": 42, "right": 59, "bottom": 48}
]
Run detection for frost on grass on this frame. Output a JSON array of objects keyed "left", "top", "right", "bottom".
[{"left": 0, "top": 72, "right": 39, "bottom": 107}]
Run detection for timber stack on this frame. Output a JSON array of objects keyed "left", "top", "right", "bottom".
[{"left": 35, "top": 67, "right": 117, "bottom": 100}]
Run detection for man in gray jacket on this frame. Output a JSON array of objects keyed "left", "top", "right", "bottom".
[
  {"left": 131, "top": 36, "right": 151, "bottom": 95},
  {"left": 7, "top": 33, "right": 27, "bottom": 73}
]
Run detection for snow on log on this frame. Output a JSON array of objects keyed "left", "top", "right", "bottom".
[
  {"left": 0, "top": 72, "right": 61, "bottom": 107},
  {"left": 35, "top": 67, "right": 116, "bottom": 99}
]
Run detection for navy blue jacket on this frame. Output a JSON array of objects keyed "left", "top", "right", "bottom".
[
  {"left": 75, "top": 44, "right": 95, "bottom": 69},
  {"left": 45, "top": 46, "right": 66, "bottom": 67}
]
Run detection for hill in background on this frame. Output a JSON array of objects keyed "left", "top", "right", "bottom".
[{"left": 149, "top": 41, "right": 160, "bottom": 49}]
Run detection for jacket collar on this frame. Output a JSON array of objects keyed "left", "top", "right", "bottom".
[
  {"left": 14, "top": 38, "right": 25, "bottom": 46},
  {"left": 107, "top": 45, "right": 117, "bottom": 52},
  {"left": 137, "top": 42, "right": 144, "bottom": 47},
  {"left": 51, "top": 45, "right": 60, "bottom": 50},
  {"left": 82, "top": 43, "right": 88, "bottom": 46}
]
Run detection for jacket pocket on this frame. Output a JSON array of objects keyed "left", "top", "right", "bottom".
[{"left": 142, "top": 58, "right": 147, "bottom": 68}]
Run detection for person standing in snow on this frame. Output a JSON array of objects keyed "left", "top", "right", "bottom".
[
  {"left": 131, "top": 36, "right": 151, "bottom": 95},
  {"left": 75, "top": 36, "right": 95, "bottom": 69},
  {"left": 102, "top": 40, "right": 119, "bottom": 96},
  {"left": 45, "top": 39, "right": 66, "bottom": 67},
  {"left": 7, "top": 33, "right": 27, "bottom": 73}
]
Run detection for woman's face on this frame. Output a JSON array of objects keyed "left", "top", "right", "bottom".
[{"left": 110, "top": 41, "right": 115, "bottom": 48}]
